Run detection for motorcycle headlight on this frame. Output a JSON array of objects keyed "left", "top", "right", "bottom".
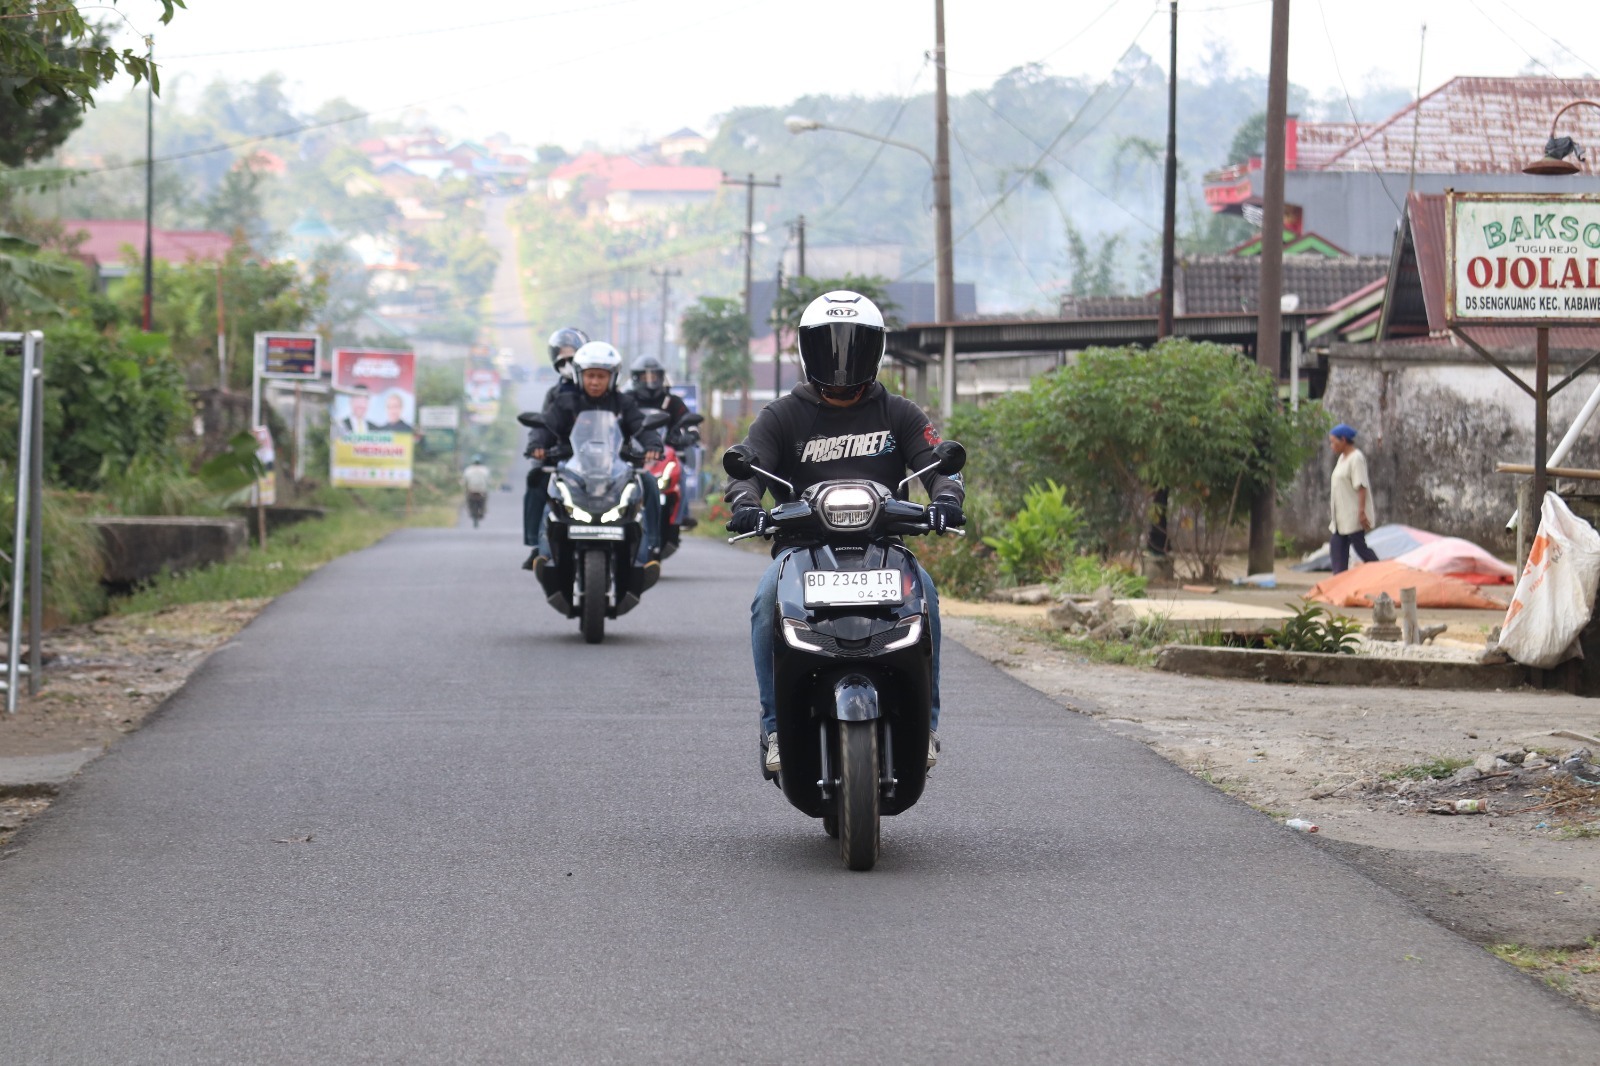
[
  {"left": 817, "top": 485, "right": 877, "bottom": 530},
  {"left": 555, "top": 480, "right": 592, "bottom": 523},
  {"left": 600, "top": 482, "right": 638, "bottom": 524}
]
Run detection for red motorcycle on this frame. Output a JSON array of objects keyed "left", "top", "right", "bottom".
[{"left": 650, "top": 413, "right": 703, "bottom": 560}]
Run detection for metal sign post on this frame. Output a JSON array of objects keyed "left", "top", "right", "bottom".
[{"left": 2, "top": 332, "right": 45, "bottom": 713}]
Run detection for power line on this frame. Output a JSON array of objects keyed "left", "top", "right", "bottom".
[
  {"left": 896, "top": 12, "right": 1159, "bottom": 284},
  {"left": 1491, "top": 0, "right": 1600, "bottom": 75},
  {"left": 1315, "top": 0, "right": 1403, "bottom": 215},
  {"left": 949, "top": 123, "right": 1054, "bottom": 301}
]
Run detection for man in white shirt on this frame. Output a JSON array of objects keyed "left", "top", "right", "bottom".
[{"left": 1328, "top": 422, "right": 1378, "bottom": 574}]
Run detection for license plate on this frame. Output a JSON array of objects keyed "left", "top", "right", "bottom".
[
  {"left": 803, "top": 568, "right": 903, "bottom": 606},
  {"left": 567, "top": 525, "right": 626, "bottom": 541}
]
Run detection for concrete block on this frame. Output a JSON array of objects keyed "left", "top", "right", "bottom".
[
  {"left": 85, "top": 516, "right": 249, "bottom": 585},
  {"left": 1154, "top": 643, "right": 1529, "bottom": 690}
]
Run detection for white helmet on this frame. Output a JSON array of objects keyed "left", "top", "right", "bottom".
[
  {"left": 798, "top": 291, "right": 887, "bottom": 392},
  {"left": 573, "top": 341, "right": 623, "bottom": 390}
]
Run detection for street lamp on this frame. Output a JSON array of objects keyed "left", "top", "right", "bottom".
[
  {"left": 786, "top": 113, "right": 957, "bottom": 416},
  {"left": 1523, "top": 100, "right": 1600, "bottom": 176}
]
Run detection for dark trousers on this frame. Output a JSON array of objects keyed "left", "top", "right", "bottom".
[
  {"left": 523, "top": 469, "right": 549, "bottom": 547},
  {"left": 1329, "top": 530, "right": 1378, "bottom": 574}
]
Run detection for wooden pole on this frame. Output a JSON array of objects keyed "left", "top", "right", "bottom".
[{"left": 1534, "top": 325, "right": 1550, "bottom": 516}]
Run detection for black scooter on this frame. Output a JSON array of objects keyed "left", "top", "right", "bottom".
[
  {"left": 724, "top": 440, "right": 966, "bottom": 871},
  {"left": 520, "top": 407, "right": 670, "bottom": 644}
]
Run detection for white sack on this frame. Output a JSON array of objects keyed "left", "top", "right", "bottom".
[{"left": 1500, "top": 492, "right": 1600, "bottom": 669}]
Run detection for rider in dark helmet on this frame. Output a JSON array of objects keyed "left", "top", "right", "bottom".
[
  {"left": 723, "top": 291, "right": 964, "bottom": 775},
  {"left": 522, "top": 327, "right": 590, "bottom": 568},
  {"left": 628, "top": 354, "right": 697, "bottom": 550}
]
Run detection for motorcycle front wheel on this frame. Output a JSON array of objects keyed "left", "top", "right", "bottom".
[
  {"left": 837, "top": 720, "right": 880, "bottom": 871},
  {"left": 580, "top": 549, "right": 606, "bottom": 644}
]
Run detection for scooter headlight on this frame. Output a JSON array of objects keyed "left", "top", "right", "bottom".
[
  {"left": 817, "top": 485, "right": 877, "bottom": 530},
  {"left": 555, "top": 479, "right": 592, "bottom": 523}
]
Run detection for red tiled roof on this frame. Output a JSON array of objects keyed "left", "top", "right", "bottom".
[
  {"left": 1317, "top": 76, "right": 1600, "bottom": 174},
  {"left": 61, "top": 219, "right": 234, "bottom": 265},
  {"left": 548, "top": 152, "right": 642, "bottom": 182}
]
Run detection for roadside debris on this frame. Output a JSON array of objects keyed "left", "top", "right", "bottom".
[{"left": 1285, "top": 818, "right": 1319, "bottom": 832}]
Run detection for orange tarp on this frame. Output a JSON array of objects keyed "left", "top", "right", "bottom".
[{"left": 1304, "top": 560, "right": 1509, "bottom": 610}]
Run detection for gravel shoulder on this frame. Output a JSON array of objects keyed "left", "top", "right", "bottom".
[{"left": 945, "top": 608, "right": 1600, "bottom": 1005}]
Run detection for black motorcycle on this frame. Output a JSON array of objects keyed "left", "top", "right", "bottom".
[
  {"left": 520, "top": 408, "right": 670, "bottom": 644},
  {"left": 723, "top": 440, "right": 966, "bottom": 871}
]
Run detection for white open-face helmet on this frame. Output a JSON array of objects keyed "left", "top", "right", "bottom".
[
  {"left": 573, "top": 341, "right": 623, "bottom": 390},
  {"left": 797, "top": 291, "right": 887, "bottom": 393}
]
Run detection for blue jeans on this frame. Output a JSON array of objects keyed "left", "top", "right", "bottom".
[
  {"left": 538, "top": 473, "right": 661, "bottom": 567},
  {"left": 752, "top": 549, "right": 942, "bottom": 736},
  {"left": 523, "top": 469, "right": 549, "bottom": 547}
]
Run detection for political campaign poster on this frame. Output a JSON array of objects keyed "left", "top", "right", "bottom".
[
  {"left": 330, "top": 348, "right": 415, "bottom": 488},
  {"left": 256, "top": 331, "right": 322, "bottom": 380},
  {"left": 252, "top": 425, "right": 276, "bottom": 506},
  {"left": 465, "top": 366, "right": 502, "bottom": 426}
]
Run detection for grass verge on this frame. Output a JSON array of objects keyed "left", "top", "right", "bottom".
[
  {"left": 1384, "top": 756, "right": 1473, "bottom": 782},
  {"left": 114, "top": 505, "right": 454, "bottom": 614},
  {"left": 1488, "top": 942, "right": 1600, "bottom": 1005}
]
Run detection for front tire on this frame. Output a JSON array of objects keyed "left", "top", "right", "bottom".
[
  {"left": 837, "top": 720, "right": 880, "bottom": 871},
  {"left": 580, "top": 549, "right": 606, "bottom": 644}
]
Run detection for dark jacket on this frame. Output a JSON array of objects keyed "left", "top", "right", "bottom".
[
  {"left": 724, "top": 382, "right": 964, "bottom": 509},
  {"left": 528, "top": 387, "right": 662, "bottom": 456}
]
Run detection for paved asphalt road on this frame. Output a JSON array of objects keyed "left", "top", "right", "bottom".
[{"left": 3, "top": 499, "right": 1600, "bottom": 1063}]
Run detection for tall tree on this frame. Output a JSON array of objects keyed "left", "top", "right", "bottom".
[
  {"left": 0, "top": 1, "right": 183, "bottom": 109},
  {"left": 680, "top": 296, "right": 750, "bottom": 394}
]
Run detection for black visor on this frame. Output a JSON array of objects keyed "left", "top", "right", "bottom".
[{"left": 798, "top": 322, "right": 885, "bottom": 388}]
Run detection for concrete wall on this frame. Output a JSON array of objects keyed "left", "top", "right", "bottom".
[{"left": 1278, "top": 345, "right": 1600, "bottom": 551}]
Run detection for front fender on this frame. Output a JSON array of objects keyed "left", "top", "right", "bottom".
[{"left": 834, "top": 675, "right": 880, "bottom": 721}]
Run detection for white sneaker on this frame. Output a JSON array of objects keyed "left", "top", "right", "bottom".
[
  {"left": 927, "top": 731, "right": 941, "bottom": 769},
  {"left": 764, "top": 732, "right": 782, "bottom": 774}
]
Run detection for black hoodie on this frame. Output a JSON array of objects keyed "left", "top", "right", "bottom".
[{"left": 724, "top": 382, "right": 964, "bottom": 509}]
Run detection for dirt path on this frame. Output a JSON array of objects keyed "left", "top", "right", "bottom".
[{"left": 946, "top": 611, "right": 1600, "bottom": 1005}]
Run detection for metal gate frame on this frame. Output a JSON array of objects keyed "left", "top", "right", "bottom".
[{"left": 2, "top": 332, "right": 44, "bottom": 714}]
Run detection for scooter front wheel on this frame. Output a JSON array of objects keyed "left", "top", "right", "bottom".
[{"left": 837, "top": 720, "right": 879, "bottom": 871}]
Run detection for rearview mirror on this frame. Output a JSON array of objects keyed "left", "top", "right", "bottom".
[
  {"left": 933, "top": 440, "right": 966, "bottom": 476},
  {"left": 517, "top": 412, "right": 546, "bottom": 429},
  {"left": 639, "top": 409, "right": 671, "bottom": 432},
  {"left": 677, "top": 413, "right": 705, "bottom": 428},
  {"left": 722, "top": 444, "right": 757, "bottom": 479}
]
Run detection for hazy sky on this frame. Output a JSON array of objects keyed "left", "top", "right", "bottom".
[{"left": 110, "top": 0, "right": 1600, "bottom": 148}]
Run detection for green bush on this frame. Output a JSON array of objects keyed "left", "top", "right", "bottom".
[
  {"left": 1263, "top": 603, "right": 1360, "bottom": 654},
  {"left": 0, "top": 479, "right": 106, "bottom": 624},
  {"left": 982, "top": 479, "right": 1081, "bottom": 585},
  {"left": 1053, "top": 555, "right": 1148, "bottom": 598},
  {"left": 953, "top": 339, "right": 1327, "bottom": 577},
  {"left": 916, "top": 534, "right": 995, "bottom": 600}
]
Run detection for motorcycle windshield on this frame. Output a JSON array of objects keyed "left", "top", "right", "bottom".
[{"left": 567, "top": 410, "right": 627, "bottom": 485}]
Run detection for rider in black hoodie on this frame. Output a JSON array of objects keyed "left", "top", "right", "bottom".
[{"left": 725, "top": 291, "right": 964, "bottom": 776}]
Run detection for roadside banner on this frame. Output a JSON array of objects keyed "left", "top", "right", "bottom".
[
  {"left": 465, "top": 366, "right": 501, "bottom": 426},
  {"left": 330, "top": 348, "right": 415, "bottom": 488},
  {"left": 1447, "top": 192, "right": 1600, "bottom": 324},
  {"left": 252, "top": 425, "right": 276, "bottom": 506},
  {"left": 418, "top": 405, "right": 460, "bottom": 430},
  {"left": 256, "top": 331, "right": 323, "bottom": 380}
]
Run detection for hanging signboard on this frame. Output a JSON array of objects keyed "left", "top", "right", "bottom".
[
  {"left": 1447, "top": 191, "right": 1600, "bottom": 324},
  {"left": 256, "top": 332, "right": 323, "bottom": 380},
  {"left": 330, "top": 348, "right": 415, "bottom": 488}
]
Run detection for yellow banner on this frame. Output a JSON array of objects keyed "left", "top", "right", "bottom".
[{"left": 331, "top": 432, "right": 414, "bottom": 487}]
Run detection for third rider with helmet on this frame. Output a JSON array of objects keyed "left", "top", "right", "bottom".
[{"left": 724, "top": 291, "right": 965, "bottom": 775}]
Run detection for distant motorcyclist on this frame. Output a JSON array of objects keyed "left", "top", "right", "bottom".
[
  {"left": 522, "top": 327, "right": 590, "bottom": 568},
  {"left": 463, "top": 454, "right": 491, "bottom": 527},
  {"left": 527, "top": 342, "right": 666, "bottom": 588},
  {"left": 724, "top": 291, "right": 964, "bottom": 774}
]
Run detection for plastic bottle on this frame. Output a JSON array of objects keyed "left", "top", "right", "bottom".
[
  {"left": 1285, "top": 818, "right": 1319, "bottom": 833},
  {"left": 1454, "top": 798, "right": 1488, "bottom": 814}
]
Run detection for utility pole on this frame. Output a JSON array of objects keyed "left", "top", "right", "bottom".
[
  {"left": 773, "top": 260, "right": 785, "bottom": 400},
  {"left": 1151, "top": 0, "right": 1180, "bottom": 564},
  {"left": 142, "top": 36, "right": 155, "bottom": 333},
  {"left": 933, "top": 0, "right": 958, "bottom": 418},
  {"left": 793, "top": 214, "right": 806, "bottom": 278},
  {"left": 650, "top": 267, "right": 681, "bottom": 364},
  {"left": 722, "top": 171, "right": 780, "bottom": 417},
  {"left": 1249, "top": 0, "right": 1291, "bottom": 577},
  {"left": 1158, "top": 0, "right": 1179, "bottom": 340}
]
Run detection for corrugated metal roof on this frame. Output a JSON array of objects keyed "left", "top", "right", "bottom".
[
  {"left": 1297, "top": 122, "right": 1370, "bottom": 169},
  {"left": 887, "top": 313, "right": 1313, "bottom": 362},
  {"left": 1317, "top": 76, "right": 1600, "bottom": 175},
  {"left": 1060, "top": 256, "right": 1387, "bottom": 320}
]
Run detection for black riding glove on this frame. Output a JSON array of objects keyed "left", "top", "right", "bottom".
[
  {"left": 927, "top": 495, "right": 966, "bottom": 533},
  {"left": 727, "top": 506, "right": 770, "bottom": 536}
]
